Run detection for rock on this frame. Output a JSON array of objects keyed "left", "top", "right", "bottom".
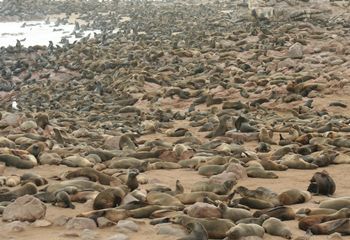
[
  {"left": 116, "top": 220, "right": 139, "bottom": 232},
  {"left": 2, "top": 113, "right": 20, "bottom": 127},
  {"left": 52, "top": 215, "right": 70, "bottom": 226},
  {"left": 32, "top": 219, "right": 52, "bottom": 227},
  {"left": 155, "top": 223, "right": 187, "bottom": 237},
  {"left": 81, "top": 229, "right": 98, "bottom": 240},
  {"left": 0, "top": 137, "right": 16, "bottom": 148},
  {"left": 288, "top": 43, "right": 303, "bottom": 59},
  {"left": 97, "top": 217, "right": 116, "bottom": 228},
  {"left": 66, "top": 217, "right": 97, "bottom": 230},
  {"left": 106, "top": 233, "right": 129, "bottom": 240},
  {"left": 3, "top": 195, "right": 46, "bottom": 222},
  {"left": 20, "top": 120, "right": 38, "bottom": 131}
]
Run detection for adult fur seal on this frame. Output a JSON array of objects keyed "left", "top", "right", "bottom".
[
  {"left": 309, "top": 218, "right": 350, "bottom": 235},
  {"left": 0, "top": 154, "right": 35, "bottom": 169},
  {"left": 93, "top": 186, "right": 128, "bottom": 210},
  {"left": 218, "top": 202, "right": 252, "bottom": 222},
  {"left": 176, "top": 192, "right": 233, "bottom": 204},
  {"left": 307, "top": 170, "right": 336, "bottom": 196},
  {"left": 191, "top": 180, "right": 235, "bottom": 195},
  {"left": 66, "top": 167, "right": 121, "bottom": 186},
  {"left": 0, "top": 182, "right": 37, "bottom": 202},
  {"left": 253, "top": 206, "right": 295, "bottom": 220},
  {"left": 298, "top": 208, "right": 350, "bottom": 231}
]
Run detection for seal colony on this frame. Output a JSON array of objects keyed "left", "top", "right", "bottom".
[{"left": 1, "top": 0, "right": 350, "bottom": 239}]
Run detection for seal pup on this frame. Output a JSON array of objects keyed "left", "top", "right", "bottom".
[
  {"left": 53, "top": 191, "right": 75, "bottom": 209},
  {"left": 262, "top": 217, "right": 292, "bottom": 239},
  {"left": 307, "top": 170, "right": 336, "bottom": 196},
  {"left": 178, "top": 222, "right": 208, "bottom": 240},
  {"left": 225, "top": 223, "right": 265, "bottom": 239}
]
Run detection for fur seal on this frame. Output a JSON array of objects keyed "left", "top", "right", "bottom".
[
  {"left": 191, "top": 180, "right": 235, "bottom": 195},
  {"left": 0, "top": 154, "right": 35, "bottom": 169},
  {"left": 307, "top": 170, "right": 336, "bottom": 196},
  {"left": 26, "top": 142, "right": 46, "bottom": 158},
  {"left": 146, "top": 191, "right": 184, "bottom": 208},
  {"left": 262, "top": 217, "right": 292, "bottom": 239},
  {"left": 298, "top": 208, "right": 350, "bottom": 231},
  {"left": 35, "top": 113, "right": 49, "bottom": 129},
  {"left": 218, "top": 202, "right": 252, "bottom": 222},
  {"left": 62, "top": 155, "right": 93, "bottom": 168},
  {"left": 225, "top": 223, "right": 265, "bottom": 239},
  {"left": 45, "top": 180, "right": 105, "bottom": 193},
  {"left": 106, "top": 158, "right": 149, "bottom": 172},
  {"left": 78, "top": 208, "right": 130, "bottom": 222},
  {"left": 53, "top": 191, "right": 75, "bottom": 209},
  {"left": 278, "top": 189, "right": 312, "bottom": 205},
  {"left": 21, "top": 172, "right": 48, "bottom": 186},
  {"left": 0, "top": 182, "right": 37, "bottom": 202},
  {"left": 253, "top": 206, "right": 295, "bottom": 220},
  {"left": 170, "top": 214, "right": 235, "bottom": 239},
  {"left": 258, "top": 128, "right": 276, "bottom": 145},
  {"left": 126, "top": 169, "right": 139, "bottom": 191},
  {"left": 129, "top": 205, "right": 182, "bottom": 218},
  {"left": 235, "top": 186, "right": 279, "bottom": 206},
  {"left": 66, "top": 167, "right": 121, "bottom": 186},
  {"left": 319, "top": 198, "right": 350, "bottom": 210},
  {"left": 296, "top": 208, "right": 337, "bottom": 216},
  {"left": 178, "top": 222, "right": 208, "bottom": 240},
  {"left": 198, "top": 164, "right": 228, "bottom": 177},
  {"left": 246, "top": 162, "right": 278, "bottom": 179},
  {"left": 309, "top": 218, "right": 350, "bottom": 235},
  {"left": 236, "top": 197, "right": 275, "bottom": 209},
  {"left": 236, "top": 214, "right": 270, "bottom": 225},
  {"left": 176, "top": 192, "right": 233, "bottom": 204},
  {"left": 280, "top": 154, "right": 317, "bottom": 169},
  {"left": 93, "top": 186, "right": 128, "bottom": 210},
  {"left": 184, "top": 202, "right": 221, "bottom": 218},
  {"left": 5, "top": 175, "right": 20, "bottom": 187}
]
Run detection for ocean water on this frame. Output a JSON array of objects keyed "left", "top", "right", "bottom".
[{"left": 0, "top": 21, "right": 100, "bottom": 47}]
